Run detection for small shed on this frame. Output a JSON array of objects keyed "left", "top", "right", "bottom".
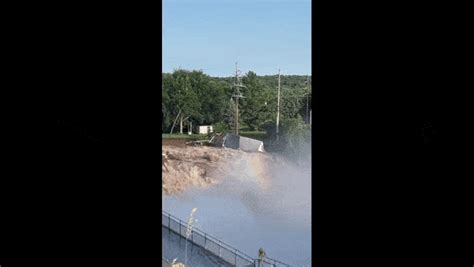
[{"left": 197, "top": 125, "right": 213, "bottom": 134}]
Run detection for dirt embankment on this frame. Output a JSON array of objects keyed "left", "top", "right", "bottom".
[
  {"left": 162, "top": 141, "right": 292, "bottom": 195},
  {"left": 162, "top": 145, "right": 241, "bottom": 195},
  {"left": 162, "top": 138, "right": 189, "bottom": 148}
]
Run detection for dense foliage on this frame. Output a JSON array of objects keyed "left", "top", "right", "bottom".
[
  {"left": 161, "top": 69, "right": 312, "bottom": 160},
  {"left": 162, "top": 69, "right": 312, "bottom": 139}
]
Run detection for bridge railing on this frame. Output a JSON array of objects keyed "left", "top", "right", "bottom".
[
  {"left": 162, "top": 210, "right": 290, "bottom": 267},
  {"left": 162, "top": 257, "right": 172, "bottom": 267}
]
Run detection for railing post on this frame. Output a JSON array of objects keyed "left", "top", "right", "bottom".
[
  {"left": 204, "top": 233, "right": 207, "bottom": 248},
  {"left": 235, "top": 248, "right": 238, "bottom": 266},
  {"left": 218, "top": 241, "right": 221, "bottom": 257}
]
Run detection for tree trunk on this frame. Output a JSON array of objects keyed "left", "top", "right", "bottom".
[
  {"left": 179, "top": 115, "right": 183, "bottom": 134},
  {"left": 170, "top": 109, "right": 181, "bottom": 134}
]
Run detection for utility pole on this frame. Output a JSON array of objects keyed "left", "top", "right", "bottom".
[
  {"left": 305, "top": 76, "right": 310, "bottom": 124},
  {"left": 276, "top": 69, "right": 281, "bottom": 140},
  {"left": 232, "top": 62, "right": 245, "bottom": 135},
  {"left": 306, "top": 94, "right": 309, "bottom": 124},
  {"left": 236, "top": 67, "right": 239, "bottom": 135}
]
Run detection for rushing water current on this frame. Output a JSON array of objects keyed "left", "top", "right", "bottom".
[{"left": 163, "top": 151, "right": 311, "bottom": 267}]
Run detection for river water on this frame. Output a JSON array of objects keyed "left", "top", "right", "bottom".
[{"left": 163, "top": 150, "right": 311, "bottom": 267}]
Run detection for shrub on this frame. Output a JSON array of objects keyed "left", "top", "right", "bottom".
[
  {"left": 262, "top": 117, "right": 311, "bottom": 162},
  {"left": 213, "top": 121, "right": 230, "bottom": 134}
]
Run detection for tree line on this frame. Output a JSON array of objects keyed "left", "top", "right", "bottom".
[{"left": 162, "top": 69, "right": 312, "bottom": 136}]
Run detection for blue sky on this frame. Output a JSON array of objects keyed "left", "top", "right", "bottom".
[{"left": 163, "top": 0, "right": 311, "bottom": 77}]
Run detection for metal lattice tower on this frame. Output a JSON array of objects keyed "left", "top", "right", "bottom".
[{"left": 231, "top": 62, "right": 245, "bottom": 135}]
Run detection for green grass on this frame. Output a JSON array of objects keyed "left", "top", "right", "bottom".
[
  {"left": 162, "top": 131, "right": 267, "bottom": 141},
  {"left": 162, "top": 133, "right": 208, "bottom": 140}
]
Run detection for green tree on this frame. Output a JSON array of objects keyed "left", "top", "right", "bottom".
[
  {"left": 167, "top": 69, "right": 200, "bottom": 134},
  {"left": 162, "top": 82, "right": 171, "bottom": 132},
  {"left": 223, "top": 97, "right": 237, "bottom": 132},
  {"left": 188, "top": 70, "right": 228, "bottom": 127},
  {"left": 162, "top": 70, "right": 311, "bottom": 135},
  {"left": 240, "top": 71, "right": 273, "bottom": 131}
]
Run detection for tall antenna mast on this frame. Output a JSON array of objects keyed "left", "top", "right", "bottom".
[{"left": 232, "top": 62, "right": 245, "bottom": 135}]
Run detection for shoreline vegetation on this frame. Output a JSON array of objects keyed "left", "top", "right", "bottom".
[
  {"left": 162, "top": 69, "right": 311, "bottom": 137},
  {"left": 162, "top": 131, "right": 266, "bottom": 141},
  {"left": 162, "top": 68, "right": 311, "bottom": 194}
]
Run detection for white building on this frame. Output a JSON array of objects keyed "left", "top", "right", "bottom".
[{"left": 197, "top": 125, "right": 213, "bottom": 134}]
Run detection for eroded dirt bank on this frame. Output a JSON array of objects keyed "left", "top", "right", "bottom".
[
  {"left": 162, "top": 144, "right": 283, "bottom": 195},
  {"left": 162, "top": 145, "right": 237, "bottom": 195}
]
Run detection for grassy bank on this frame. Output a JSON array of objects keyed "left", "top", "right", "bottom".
[
  {"left": 162, "top": 133, "right": 208, "bottom": 140},
  {"left": 162, "top": 131, "right": 267, "bottom": 142}
]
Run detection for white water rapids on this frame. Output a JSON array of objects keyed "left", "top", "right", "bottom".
[{"left": 163, "top": 146, "right": 311, "bottom": 266}]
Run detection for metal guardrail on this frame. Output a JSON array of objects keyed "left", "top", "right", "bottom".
[
  {"left": 162, "top": 257, "right": 172, "bottom": 267},
  {"left": 162, "top": 210, "right": 290, "bottom": 267}
]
